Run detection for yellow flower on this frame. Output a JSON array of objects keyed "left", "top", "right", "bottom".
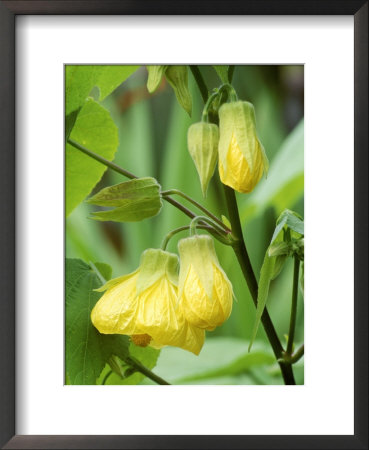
[
  {"left": 218, "top": 101, "right": 269, "bottom": 193},
  {"left": 178, "top": 235, "right": 233, "bottom": 330},
  {"left": 91, "top": 249, "right": 204, "bottom": 355}
]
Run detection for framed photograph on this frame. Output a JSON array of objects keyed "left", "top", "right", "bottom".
[{"left": 1, "top": 1, "right": 367, "bottom": 449}]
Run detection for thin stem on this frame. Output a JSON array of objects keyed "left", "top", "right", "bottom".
[
  {"left": 287, "top": 256, "right": 300, "bottom": 355},
  {"left": 161, "top": 189, "right": 230, "bottom": 232},
  {"left": 125, "top": 356, "right": 170, "bottom": 385},
  {"left": 189, "top": 215, "right": 229, "bottom": 238},
  {"left": 161, "top": 225, "right": 208, "bottom": 250},
  {"left": 189, "top": 66, "right": 208, "bottom": 103},
  {"left": 68, "top": 138, "right": 206, "bottom": 227},
  {"left": 68, "top": 138, "right": 137, "bottom": 180},
  {"left": 223, "top": 185, "right": 295, "bottom": 385},
  {"left": 101, "top": 370, "right": 113, "bottom": 385},
  {"left": 228, "top": 65, "right": 235, "bottom": 83},
  {"left": 290, "top": 344, "right": 304, "bottom": 364}
]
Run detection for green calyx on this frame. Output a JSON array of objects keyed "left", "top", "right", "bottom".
[
  {"left": 187, "top": 122, "right": 219, "bottom": 196},
  {"left": 146, "top": 65, "right": 168, "bottom": 93},
  {"left": 136, "top": 248, "right": 179, "bottom": 294},
  {"left": 165, "top": 65, "right": 192, "bottom": 116}
]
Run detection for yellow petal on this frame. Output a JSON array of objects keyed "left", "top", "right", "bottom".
[
  {"left": 180, "top": 264, "right": 233, "bottom": 330},
  {"left": 219, "top": 134, "right": 264, "bottom": 193},
  {"left": 91, "top": 272, "right": 142, "bottom": 335}
]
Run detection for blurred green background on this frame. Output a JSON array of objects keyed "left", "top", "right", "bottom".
[{"left": 66, "top": 65, "right": 304, "bottom": 384}]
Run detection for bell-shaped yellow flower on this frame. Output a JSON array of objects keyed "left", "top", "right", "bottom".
[
  {"left": 91, "top": 249, "right": 205, "bottom": 355},
  {"left": 218, "top": 101, "right": 269, "bottom": 193},
  {"left": 178, "top": 235, "right": 233, "bottom": 330}
]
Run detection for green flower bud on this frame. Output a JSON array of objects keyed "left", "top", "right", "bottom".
[
  {"left": 187, "top": 122, "right": 219, "bottom": 196},
  {"left": 165, "top": 65, "right": 192, "bottom": 116},
  {"left": 146, "top": 65, "right": 168, "bottom": 93}
]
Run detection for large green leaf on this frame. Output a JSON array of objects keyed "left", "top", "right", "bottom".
[
  {"left": 65, "top": 258, "right": 129, "bottom": 384},
  {"left": 66, "top": 99, "right": 118, "bottom": 216},
  {"left": 241, "top": 119, "right": 304, "bottom": 221},
  {"left": 65, "top": 65, "right": 139, "bottom": 115}
]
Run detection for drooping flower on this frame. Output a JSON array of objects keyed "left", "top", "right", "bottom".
[
  {"left": 91, "top": 249, "right": 204, "bottom": 355},
  {"left": 218, "top": 101, "right": 269, "bottom": 193},
  {"left": 178, "top": 235, "right": 233, "bottom": 330},
  {"left": 187, "top": 122, "right": 219, "bottom": 196}
]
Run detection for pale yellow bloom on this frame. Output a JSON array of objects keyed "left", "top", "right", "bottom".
[
  {"left": 178, "top": 235, "right": 233, "bottom": 330},
  {"left": 91, "top": 249, "right": 204, "bottom": 355},
  {"left": 218, "top": 101, "right": 268, "bottom": 193}
]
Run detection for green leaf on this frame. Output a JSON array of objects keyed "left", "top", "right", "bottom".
[
  {"left": 65, "top": 107, "right": 81, "bottom": 140},
  {"left": 65, "top": 258, "right": 130, "bottom": 384},
  {"left": 65, "top": 65, "right": 139, "bottom": 115},
  {"left": 271, "top": 209, "right": 304, "bottom": 244},
  {"left": 248, "top": 252, "right": 276, "bottom": 352},
  {"left": 213, "top": 65, "right": 229, "bottom": 83},
  {"left": 93, "top": 262, "right": 113, "bottom": 282},
  {"left": 94, "top": 65, "right": 139, "bottom": 101},
  {"left": 88, "top": 177, "right": 162, "bottom": 222},
  {"left": 66, "top": 98, "right": 118, "bottom": 216}
]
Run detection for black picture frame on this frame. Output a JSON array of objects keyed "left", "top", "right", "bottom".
[{"left": 0, "top": 1, "right": 367, "bottom": 449}]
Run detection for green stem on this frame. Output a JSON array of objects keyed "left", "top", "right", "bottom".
[
  {"left": 161, "top": 189, "right": 230, "bottom": 232},
  {"left": 124, "top": 356, "right": 170, "bottom": 385},
  {"left": 290, "top": 344, "right": 304, "bottom": 364},
  {"left": 161, "top": 225, "right": 208, "bottom": 250},
  {"left": 189, "top": 65, "right": 208, "bottom": 103},
  {"left": 189, "top": 215, "right": 229, "bottom": 239},
  {"left": 67, "top": 138, "right": 225, "bottom": 245},
  {"left": 68, "top": 139, "right": 202, "bottom": 223},
  {"left": 68, "top": 138, "right": 137, "bottom": 180},
  {"left": 101, "top": 370, "right": 113, "bottom": 385},
  {"left": 223, "top": 186, "right": 295, "bottom": 385},
  {"left": 287, "top": 256, "right": 300, "bottom": 355}
]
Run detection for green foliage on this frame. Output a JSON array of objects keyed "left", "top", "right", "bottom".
[
  {"left": 88, "top": 177, "right": 162, "bottom": 222},
  {"left": 98, "top": 344, "right": 160, "bottom": 385},
  {"left": 66, "top": 99, "right": 118, "bottom": 216},
  {"left": 249, "top": 210, "right": 304, "bottom": 351},
  {"left": 65, "top": 65, "right": 138, "bottom": 115},
  {"left": 149, "top": 337, "right": 275, "bottom": 384},
  {"left": 213, "top": 65, "right": 229, "bottom": 83}
]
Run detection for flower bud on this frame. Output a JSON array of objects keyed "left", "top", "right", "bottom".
[
  {"left": 165, "top": 65, "right": 192, "bottom": 116},
  {"left": 146, "top": 65, "right": 167, "bottom": 93},
  {"left": 187, "top": 122, "right": 219, "bottom": 196},
  {"left": 218, "top": 101, "right": 269, "bottom": 193},
  {"left": 178, "top": 235, "right": 233, "bottom": 330},
  {"left": 91, "top": 248, "right": 205, "bottom": 355}
]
